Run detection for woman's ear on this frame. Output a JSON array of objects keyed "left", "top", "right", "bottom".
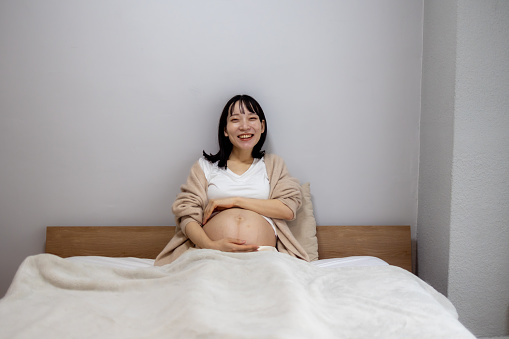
[
  {"left": 261, "top": 120, "right": 266, "bottom": 133},
  {"left": 224, "top": 129, "right": 228, "bottom": 137}
]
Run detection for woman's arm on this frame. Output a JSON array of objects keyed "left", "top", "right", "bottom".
[
  {"left": 186, "top": 220, "right": 258, "bottom": 252},
  {"left": 202, "top": 197, "right": 293, "bottom": 225}
]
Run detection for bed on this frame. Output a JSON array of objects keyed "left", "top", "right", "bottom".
[
  {"left": 0, "top": 224, "right": 474, "bottom": 338},
  {"left": 0, "top": 182, "right": 473, "bottom": 338}
]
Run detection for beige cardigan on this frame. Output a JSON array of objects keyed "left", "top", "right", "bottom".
[{"left": 154, "top": 154, "right": 310, "bottom": 266}]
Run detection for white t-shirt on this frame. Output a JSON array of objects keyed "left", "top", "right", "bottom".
[{"left": 198, "top": 157, "right": 276, "bottom": 233}]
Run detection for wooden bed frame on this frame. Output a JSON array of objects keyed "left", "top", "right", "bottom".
[{"left": 45, "top": 225, "right": 412, "bottom": 272}]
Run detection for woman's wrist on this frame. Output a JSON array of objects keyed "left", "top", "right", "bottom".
[
  {"left": 186, "top": 221, "right": 215, "bottom": 249},
  {"left": 233, "top": 196, "right": 245, "bottom": 209},
  {"left": 203, "top": 237, "right": 218, "bottom": 250}
]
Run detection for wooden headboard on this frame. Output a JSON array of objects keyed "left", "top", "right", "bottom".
[{"left": 46, "top": 225, "right": 412, "bottom": 271}]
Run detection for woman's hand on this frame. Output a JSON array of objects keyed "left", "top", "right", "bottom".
[
  {"left": 185, "top": 221, "right": 257, "bottom": 252},
  {"left": 202, "top": 198, "right": 238, "bottom": 224},
  {"left": 209, "top": 238, "right": 259, "bottom": 252}
]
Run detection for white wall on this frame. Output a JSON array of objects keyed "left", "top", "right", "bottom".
[
  {"left": 419, "top": 0, "right": 509, "bottom": 337},
  {"left": 449, "top": 1, "right": 509, "bottom": 336},
  {"left": 0, "top": 0, "right": 423, "bottom": 298},
  {"left": 418, "top": 0, "right": 457, "bottom": 295}
]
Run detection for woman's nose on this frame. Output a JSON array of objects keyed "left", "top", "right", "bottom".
[{"left": 239, "top": 118, "right": 249, "bottom": 129}]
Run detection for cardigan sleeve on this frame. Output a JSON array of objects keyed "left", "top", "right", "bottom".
[
  {"left": 171, "top": 160, "right": 208, "bottom": 236},
  {"left": 265, "top": 154, "right": 302, "bottom": 220},
  {"left": 264, "top": 154, "right": 309, "bottom": 261}
]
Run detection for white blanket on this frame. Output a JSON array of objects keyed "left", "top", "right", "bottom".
[{"left": 0, "top": 250, "right": 474, "bottom": 339}]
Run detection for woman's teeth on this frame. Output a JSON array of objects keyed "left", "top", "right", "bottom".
[{"left": 239, "top": 134, "right": 253, "bottom": 139}]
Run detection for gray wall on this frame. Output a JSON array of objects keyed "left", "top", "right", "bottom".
[
  {"left": 418, "top": 0, "right": 457, "bottom": 296},
  {"left": 419, "top": 0, "right": 509, "bottom": 337},
  {"left": 0, "top": 0, "right": 422, "bottom": 296}
]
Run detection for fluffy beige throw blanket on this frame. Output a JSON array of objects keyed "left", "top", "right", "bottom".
[{"left": 0, "top": 251, "right": 475, "bottom": 338}]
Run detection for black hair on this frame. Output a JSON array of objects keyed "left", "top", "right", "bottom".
[{"left": 203, "top": 94, "right": 267, "bottom": 169}]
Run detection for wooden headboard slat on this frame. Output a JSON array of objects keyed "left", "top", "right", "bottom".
[
  {"left": 46, "top": 225, "right": 412, "bottom": 271},
  {"left": 316, "top": 226, "right": 411, "bottom": 271},
  {"left": 46, "top": 226, "right": 175, "bottom": 259}
]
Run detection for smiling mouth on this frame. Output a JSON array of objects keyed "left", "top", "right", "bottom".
[{"left": 238, "top": 134, "right": 254, "bottom": 139}]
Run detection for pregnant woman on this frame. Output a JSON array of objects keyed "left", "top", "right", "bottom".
[{"left": 154, "top": 95, "right": 310, "bottom": 266}]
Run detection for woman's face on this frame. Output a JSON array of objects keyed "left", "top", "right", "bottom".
[{"left": 224, "top": 101, "right": 265, "bottom": 153}]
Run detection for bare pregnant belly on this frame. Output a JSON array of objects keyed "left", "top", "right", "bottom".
[{"left": 203, "top": 208, "right": 276, "bottom": 247}]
